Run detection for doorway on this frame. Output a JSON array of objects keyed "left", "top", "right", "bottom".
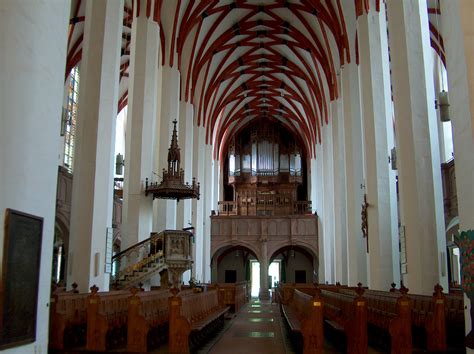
[{"left": 250, "top": 260, "right": 281, "bottom": 297}]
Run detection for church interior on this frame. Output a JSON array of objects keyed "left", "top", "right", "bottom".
[{"left": 0, "top": 0, "right": 473, "bottom": 353}]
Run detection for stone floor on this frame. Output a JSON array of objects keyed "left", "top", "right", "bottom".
[{"left": 193, "top": 298, "right": 384, "bottom": 354}]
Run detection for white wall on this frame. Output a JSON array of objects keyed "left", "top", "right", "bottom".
[{"left": 0, "top": 1, "right": 70, "bottom": 352}]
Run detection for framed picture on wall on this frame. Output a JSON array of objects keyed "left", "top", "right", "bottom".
[{"left": 0, "top": 209, "right": 43, "bottom": 349}]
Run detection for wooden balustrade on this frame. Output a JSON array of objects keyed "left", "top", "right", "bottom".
[{"left": 217, "top": 197, "right": 312, "bottom": 216}]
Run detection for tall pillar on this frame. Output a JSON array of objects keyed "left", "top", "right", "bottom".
[
  {"left": 387, "top": 0, "right": 448, "bottom": 294},
  {"left": 341, "top": 63, "right": 368, "bottom": 286},
  {"left": 122, "top": 0, "right": 159, "bottom": 249},
  {"left": 154, "top": 66, "right": 180, "bottom": 231},
  {"left": 259, "top": 230, "right": 270, "bottom": 300},
  {"left": 192, "top": 125, "right": 206, "bottom": 281},
  {"left": 440, "top": 0, "right": 474, "bottom": 347},
  {"left": 322, "top": 123, "right": 335, "bottom": 283},
  {"left": 358, "top": 4, "right": 397, "bottom": 290},
  {"left": 0, "top": 1, "right": 69, "bottom": 351},
  {"left": 332, "top": 98, "right": 348, "bottom": 284},
  {"left": 203, "top": 144, "right": 213, "bottom": 282},
  {"left": 311, "top": 152, "right": 325, "bottom": 282},
  {"left": 68, "top": 0, "right": 124, "bottom": 292},
  {"left": 211, "top": 156, "right": 220, "bottom": 212},
  {"left": 176, "top": 101, "right": 194, "bottom": 229}
]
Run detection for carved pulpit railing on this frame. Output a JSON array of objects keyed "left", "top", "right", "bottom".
[{"left": 111, "top": 230, "right": 193, "bottom": 289}]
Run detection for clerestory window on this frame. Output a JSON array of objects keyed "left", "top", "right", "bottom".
[{"left": 63, "top": 66, "right": 80, "bottom": 173}]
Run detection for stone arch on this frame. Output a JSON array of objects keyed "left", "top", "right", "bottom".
[
  {"left": 211, "top": 244, "right": 259, "bottom": 283},
  {"left": 269, "top": 244, "right": 319, "bottom": 284}
]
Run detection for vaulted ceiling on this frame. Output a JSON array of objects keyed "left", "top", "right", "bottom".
[{"left": 66, "top": 0, "right": 445, "bottom": 159}]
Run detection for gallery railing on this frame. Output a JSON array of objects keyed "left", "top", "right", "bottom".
[{"left": 217, "top": 197, "right": 312, "bottom": 216}]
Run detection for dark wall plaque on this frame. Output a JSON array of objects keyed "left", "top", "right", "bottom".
[{"left": 0, "top": 209, "right": 43, "bottom": 349}]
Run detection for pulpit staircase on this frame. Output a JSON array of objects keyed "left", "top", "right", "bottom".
[{"left": 111, "top": 230, "right": 192, "bottom": 289}]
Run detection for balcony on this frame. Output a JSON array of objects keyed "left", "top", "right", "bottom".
[{"left": 217, "top": 195, "right": 312, "bottom": 217}]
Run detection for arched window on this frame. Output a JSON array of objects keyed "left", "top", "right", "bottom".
[{"left": 63, "top": 66, "right": 80, "bottom": 173}]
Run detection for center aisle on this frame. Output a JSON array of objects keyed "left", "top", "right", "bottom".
[{"left": 205, "top": 298, "right": 292, "bottom": 354}]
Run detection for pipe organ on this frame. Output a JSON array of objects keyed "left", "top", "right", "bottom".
[{"left": 223, "top": 121, "right": 309, "bottom": 216}]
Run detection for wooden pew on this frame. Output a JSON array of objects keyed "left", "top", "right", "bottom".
[
  {"left": 216, "top": 282, "right": 248, "bottom": 312},
  {"left": 444, "top": 291, "right": 465, "bottom": 348},
  {"left": 168, "top": 289, "right": 229, "bottom": 354},
  {"left": 86, "top": 285, "right": 130, "bottom": 351},
  {"left": 364, "top": 284, "right": 447, "bottom": 351},
  {"left": 278, "top": 283, "right": 317, "bottom": 304},
  {"left": 279, "top": 287, "right": 324, "bottom": 354},
  {"left": 320, "top": 284, "right": 367, "bottom": 354},
  {"left": 49, "top": 287, "right": 88, "bottom": 350},
  {"left": 409, "top": 284, "right": 446, "bottom": 350},
  {"left": 127, "top": 288, "right": 171, "bottom": 352},
  {"left": 362, "top": 286, "right": 412, "bottom": 354}
]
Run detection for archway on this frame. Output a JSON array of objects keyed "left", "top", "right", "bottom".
[
  {"left": 211, "top": 245, "right": 258, "bottom": 285},
  {"left": 270, "top": 245, "right": 318, "bottom": 285}
]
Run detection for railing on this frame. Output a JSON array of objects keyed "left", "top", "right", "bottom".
[
  {"left": 218, "top": 201, "right": 238, "bottom": 216},
  {"left": 217, "top": 198, "right": 312, "bottom": 216},
  {"left": 294, "top": 201, "right": 312, "bottom": 214},
  {"left": 111, "top": 233, "right": 164, "bottom": 283},
  {"left": 111, "top": 229, "right": 193, "bottom": 288}
]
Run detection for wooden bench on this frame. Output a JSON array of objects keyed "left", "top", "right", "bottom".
[
  {"left": 216, "top": 282, "right": 248, "bottom": 313},
  {"left": 409, "top": 284, "right": 447, "bottom": 350},
  {"left": 363, "top": 286, "right": 412, "bottom": 354},
  {"left": 168, "top": 289, "right": 229, "bottom": 354},
  {"left": 127, "top": 288, "right": 171, "bottom": 352},
  {"left": 86, "top": 285, "right": 130, "bottom": 351},
  {"left": 280, "top": 287, "right": 324, "bottom": 354},
  {"left": 49, "top": 287, "right": 88, "bottom": 350},
  {"left": 278, "top": 283, "right": 318, "bottom": 304},
  {"left": 444, "top": 292, "right": 465, "bottom": 349},
  {"left": 320, "top": 284, "right": 367, "bottom": 354}
]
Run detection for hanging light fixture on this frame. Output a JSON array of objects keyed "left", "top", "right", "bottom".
[
  {"left": 438, "top": 90, "right": 450, "bottom": 122},
  {"left": 433, "top": 6, "right": 450, "bottom": 122},
  {"left": 115, "top": 153, "right": 124, "bottom": 175},
  {"left": 145, "top": 120, "right": 200, "bottom": 202}
]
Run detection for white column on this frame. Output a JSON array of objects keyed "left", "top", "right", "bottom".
[
  {"left": 332, "top": 98, "right": 348, "bottom": 284},
  {"left": 259, "top": 238, "right": 270, "bottom": 300},
  {"left": 203, "top": 144, "right": 213, "bottom": 282},
  {"left": 68, "top": 0, "right": 124, "bottom": 292},
  {"left": 387, "top": 0, "right": 447, "bottom": 294},
  {"left": 218, "top": 160, "right": 225, "bottom": 202},
  {"left": 122, "top": 1, "right": 159, "bottom": 248},
  {"left": 341, "top": 63, "right": 368, "bottom": 286},
  {"left": 211, "top": 156, "right": 220, "bottom": 212},
  {"left": 310, "top": 155, "right": 323, "bottom": 282},
  {"left": 176, "top": 101, "right": 194, "bottom": 229},
  {"left": 154, "top": 66, "right": 180, "bottom": 231},
  {"left": 192, "top": 126, "right": 206, "bottom": 281},
  {"left": 0, "top": 2, "right": 69, "bottom": 352},
  {"left": 440, "top": 1, "right": 474, "bottom": 347},
  {"left": 358, "top": 5, "right": 397, "bottom": 290},
  {"left": 322, "top": 123, "right": 335, "bottom": 283}
]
